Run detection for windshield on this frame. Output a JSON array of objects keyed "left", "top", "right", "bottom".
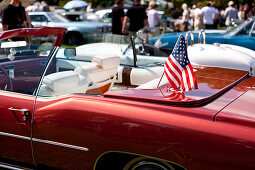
[
  {"left": 71, "top": 33, "right": 168, "bottom": 67},
  {"left": 0, "top": 34, "right": 57, "bottom": 95},
  {"left": 227, "top": 19, "right": 253, "bottom": 36},
  {"left": 48, "top": 13, "right": 69, "bottom": 23}
]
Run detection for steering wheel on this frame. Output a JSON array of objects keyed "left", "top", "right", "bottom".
[{"left": 0, "top": 66, "right": 13, "bottom": 91}]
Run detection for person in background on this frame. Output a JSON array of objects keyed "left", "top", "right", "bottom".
[
  {"left": 41, "top": 1, "right": 50, "bottom": 12},
  {"left": 112, "top": 0, "right": 125, "bottom": 35},
  {"left": 32, "top": 2, "right": 41, "bottom": 12},
  {"left": 189, "top": 4, "right": 196, "bottom": 30},
  {"left": 211, "top": 1, "right": 219, "bottom": 29},
  {"left": 201, "top": 1, "right": 215, "bottom": 29},
  {"left": 147, "top": 3, "right": 165, "bottom": 36},
  {"left": 1, "top": 0, "right": 28, "bottom": 31},
  {"left": 193, "top": 2, "right": 203, "bottom": 30},
  {"left": 224, "top": 1, "right": 238, "bottom": 26},
  {"left": 146, "top": 1, "right": 155, "bottom": 13},
  {"left": 219, "top": 8, "right": 225, "bottom": 27},
  {"left": 238, "top": 6, "right": 244, "bottom": 20},
  {"left": 122, "top": 0, "right": 148, "bottom": 36},
  {"left": 180, "top": 3, "right": 189, "bottom": 31},
  {"left": 86, "top": 2, "right": 93, "bottom": 12},
  {"left": 250, "top": 5, "right": 255, "bottom": 17}
]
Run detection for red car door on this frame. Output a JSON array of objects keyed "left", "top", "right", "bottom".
[
  {"left": 0, "top": 91, "right": 35, "bottom": 167},
  {"left": 0, "top": 41, "right": 52, "bottom": 169},
  {"left": 0, "top": 56, "right": 44, "bottom": 167}
]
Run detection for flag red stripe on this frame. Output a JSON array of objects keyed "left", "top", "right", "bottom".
[
  {"left": 184, "top": 67, "right": 191, "bottom": 91},
  {"left": 164, "top": 69, "right": 178, "bottom": 89},
  {"left": 165, "top": 59, "right": 181, "bottom": 85},
  {"left": 168, "top": 57, "right": 182, "bottom": 75},
  {"left": 188, "top": 64, "right": 198, "bottom": 89}
]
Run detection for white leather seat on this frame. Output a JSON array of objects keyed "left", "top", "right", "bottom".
[
  {"left": 38, "top": 54, "right": 120, "bottom": 97},
  {"left": 38, "top": 71, "right": 87, "bottom": 97},
  {"left": 75, "top": 54, "right": 120, "bottom": 93}
]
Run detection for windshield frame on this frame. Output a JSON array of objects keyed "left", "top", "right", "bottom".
[{"left": 227, "top": 18, "right": 254, "bottom": 36}]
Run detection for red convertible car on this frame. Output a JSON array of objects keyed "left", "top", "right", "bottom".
[{"left": 0, "top": 27, "right": 255, "bottom": 170}]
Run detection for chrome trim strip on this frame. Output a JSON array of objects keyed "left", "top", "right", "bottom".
[
  {"left": 0, "top": 163, "right": 23, "bottom": 170},
  {"left": 0, "top": 132, "right": 30, "bottom": 140},
  {"left": 0, "top": 132, "right": 89, "bottom": 152},
  {"left": 32, "top": 138, "right": 89, "bottom": 151}
]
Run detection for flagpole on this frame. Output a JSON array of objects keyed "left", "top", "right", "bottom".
[{"left": 157, "top": 71, "right": 165, "bottom": 89}]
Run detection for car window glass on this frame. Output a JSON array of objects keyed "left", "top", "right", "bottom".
[
  {"left": 30, "top": 15, "right": 48, "bottom": 22},
  {"left": 48, "top": 13, "right": 69, "bottom": 22},
  {"left": 0, "top": 34, "right": 56, "bottom": 95},
  {"left": 232, "top": 20, "right": 253, "bottom": 36},
  {"left": 133, "top": 36, "right": 167, "bottom": 67},
  {"left": 250, "top": 21, "right": 255, "bottom": 37},
  {"left": 100, "top": 34, "right": 135, "bottom": 66}
]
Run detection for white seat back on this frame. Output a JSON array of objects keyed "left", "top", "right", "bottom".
[
  {"left": 38, "top": 54, "right": 120, "bottom": 97},
  {"left": 38, "top": 71, "right": 87, "bottom": 97},
  {"left": 74, "top": 54, "right": 120, "bottom": 93}
]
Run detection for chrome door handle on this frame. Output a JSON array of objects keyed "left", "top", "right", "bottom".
[
  {"left": 8, "top": 107, "right": 30, "bottom": 115},
  {"left": 9, "top": 107, "right": 31, "bottom": 122}
]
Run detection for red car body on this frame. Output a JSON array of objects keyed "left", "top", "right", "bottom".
[{"left": 0, "top": 27, "right": 255, "bottom": 170}]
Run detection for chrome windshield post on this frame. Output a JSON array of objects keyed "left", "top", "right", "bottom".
[
  {"left": 198, "top": 29, "right": 206, "bottom": 44},
  {"left": 185, "top": 31, "right": 194, "bottom": 46}
]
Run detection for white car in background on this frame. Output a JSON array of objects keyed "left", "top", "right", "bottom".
[{"left": 56, "top": 33, "right": 255, "bottom": 88}]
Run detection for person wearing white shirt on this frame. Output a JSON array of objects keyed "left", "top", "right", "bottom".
[
  {"left": 211, "top": 1, "right": 219, "bottom": 29},
  {"left": 147, "top": 3, "right": 164, "bottom": 36},
  {"left": 224, "top": 1, "right": 238, "bottom": 26},
  {"left": 181, "top": 3, "right": 189, "bottom": 31},
  {"left": 201, "top": 1, "right": 215, "bottom": 29},
  {"left": 193, "top": 2, "right": 203, "bottom": 30}
]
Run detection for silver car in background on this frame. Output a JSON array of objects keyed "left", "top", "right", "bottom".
[{"left": 28, "top": 12, "right": 111, "bottom": 45}]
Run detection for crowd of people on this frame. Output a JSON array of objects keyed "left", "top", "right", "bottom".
[
  {"left": 112, "top": 0, "right": 165, "bottom": 36},
  {"left": 177, "top": 1, "right": 255, "bottom": 31},
  {"left": 112, "top": 0, "right": 255, "bottom": 35},
  {"left": 1, "top": 0, "right": 254, "bottom": 35}
]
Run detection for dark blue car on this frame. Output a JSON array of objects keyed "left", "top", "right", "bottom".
[{"left": 151, "top": 17, "right": 255, "bottom": 51}]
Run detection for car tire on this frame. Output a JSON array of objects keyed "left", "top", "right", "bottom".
[
  {"left": 64, "top": 31, "right": 85, "bottom": 45},
  {"left": 123, "top": 157, "right": 175, "bottom": 170}
]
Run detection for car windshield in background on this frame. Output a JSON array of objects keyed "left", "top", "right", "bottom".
[
  {"left": 48, "top": 13, "right": 69, "bottom": 23},
  {"left": 227, "top": 19, "right": 253, "bottom": 36}
]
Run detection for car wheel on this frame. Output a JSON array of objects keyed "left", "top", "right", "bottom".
[
  {"left": 64, "top": 31, "right": 85, "bottom": 45},
  {"left": 0, "top": 66, "right": 13, "bottom": 91},
  {"left": 123, "top": 157, "right": 175, "bottom": 170}
]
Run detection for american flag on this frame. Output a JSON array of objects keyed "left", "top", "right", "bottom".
[{"left": 164, "top": 35, "right": 197, "bottom": 92}]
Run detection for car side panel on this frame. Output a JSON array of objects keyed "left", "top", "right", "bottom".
[
  {"left": 0, "top": 92, "right": 34, "bottom": 167},
  {"left": 221, "top": 36, "right": 255, "bottom": 50},
  {"left": 32, "top": 76, "right": 255, "bottom": 170}
]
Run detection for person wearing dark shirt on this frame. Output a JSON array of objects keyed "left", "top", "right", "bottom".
[
  {"left": 41, "top": 1, "right": 50, "bottom": 12},
  {"left": 112, "top": 0, "right": 125, "bottom": 35},
  {"left": 1, "top": 0, "right": 28, "bottom": 31},
  {"left": 122, "top": 0, "right": 148, "bottom": 35}
]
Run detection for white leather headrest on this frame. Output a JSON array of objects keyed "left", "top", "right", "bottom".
[
  {"left": 43, "top": 71, "right": 80, "bottom": 92},
  {"left": 92, "top": 55, "right": 120, "bottom": 70}
]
